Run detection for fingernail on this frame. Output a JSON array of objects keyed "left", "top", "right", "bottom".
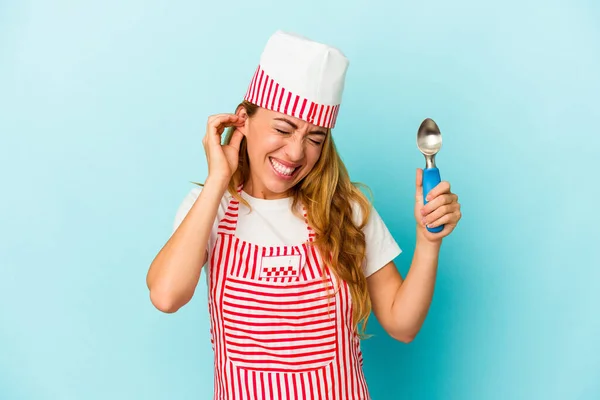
[
  {"left": 426, "top": 195, "right": 431, "bottom": 201},
  {"left": 422, "top": 218, "right": 426, "bottom": 225},
  {"left": 420, "top": 209, "right": 425, "bottom": 215}
]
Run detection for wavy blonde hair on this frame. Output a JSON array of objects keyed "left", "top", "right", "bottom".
[{"left": 219, "top": 100, "right": 373, "bottom": 337}]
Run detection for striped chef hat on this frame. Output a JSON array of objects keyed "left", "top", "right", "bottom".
[{"left": 244, "top": 30, "right": 349, "bottom": 129}]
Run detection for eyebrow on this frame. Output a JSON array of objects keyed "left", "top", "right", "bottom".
[{"left": 274, "top": 117, "right": 327, "bottom": 136}]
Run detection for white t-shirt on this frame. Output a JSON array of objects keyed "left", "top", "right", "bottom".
[{"left": 172, "top": 186, "right": 402, "bottom": 279}]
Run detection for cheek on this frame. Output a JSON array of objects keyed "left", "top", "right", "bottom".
[
  {"left": 246, "top": 135, "right": 281, "bottom": 159},
  {"left": 305, "top": 146, "right": 324, "bottom": 168}
]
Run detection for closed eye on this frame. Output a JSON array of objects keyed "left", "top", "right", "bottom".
[{"left": 275, "top": 129, "right": 291, "bottom": 134}]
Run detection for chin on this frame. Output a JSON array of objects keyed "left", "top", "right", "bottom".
[{"left": 263, "top": 179, "right": 296, "bottom": 196}]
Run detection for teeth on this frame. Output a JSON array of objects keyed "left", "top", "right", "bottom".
[{"left": 270, "top": 158, "right": 295, "bottom": 176}]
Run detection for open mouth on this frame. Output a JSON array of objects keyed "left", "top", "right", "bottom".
[{"left": 269, "top": 157, "right": 300, "bottom": 178}]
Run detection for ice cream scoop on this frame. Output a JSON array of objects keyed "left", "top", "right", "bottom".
[{"left": 417, "top": 118, "right": 444, "bottom": 233}]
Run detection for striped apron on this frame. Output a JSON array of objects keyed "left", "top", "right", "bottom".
[{"left": 208, "top": 188, "right": 370, "bottom": 399}]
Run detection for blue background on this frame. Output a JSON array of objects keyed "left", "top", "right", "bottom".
[{"left": 1, "top": 0, "right": 599, "bottom": 399}]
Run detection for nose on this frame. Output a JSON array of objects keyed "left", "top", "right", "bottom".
[{"left": 284, "top": 136, "right": 305, "bottom": 162}]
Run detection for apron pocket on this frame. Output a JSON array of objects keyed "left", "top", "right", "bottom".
[{"left": 221, "top": 275, "right": 337, "bottom": 373}]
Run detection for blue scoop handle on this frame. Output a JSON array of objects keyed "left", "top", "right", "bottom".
[{"left": 423, "top": 167, "right": 444, "bottom": 233}]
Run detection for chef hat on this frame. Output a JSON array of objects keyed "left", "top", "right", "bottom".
[{"left": 244, "top": 30, "right": 349, "bottom": 129}]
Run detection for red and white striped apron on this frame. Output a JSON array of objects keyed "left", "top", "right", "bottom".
[{"left": 207, "top": 187, "right": 370, "bottom": 399}]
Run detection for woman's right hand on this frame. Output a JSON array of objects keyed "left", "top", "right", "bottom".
[{"left": 202, "top": 113, "right": 246, "bottom": 184}]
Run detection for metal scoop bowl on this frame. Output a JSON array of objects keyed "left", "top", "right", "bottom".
[{"left": 417, "top": 118, "right": 444, "bottom": 233}]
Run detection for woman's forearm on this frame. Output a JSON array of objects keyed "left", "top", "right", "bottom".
[
  {"left": 146, "top": 177, "right": 227, "bottom": 313},
  {"left": 390, "top": 231, "right": 442, "bottom": 340}
]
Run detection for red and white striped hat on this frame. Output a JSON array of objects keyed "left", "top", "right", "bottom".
[{"left": 244, "top": 30, "right": 349, "bottom": 129}]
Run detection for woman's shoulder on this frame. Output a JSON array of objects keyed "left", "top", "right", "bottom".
[
  {"left": 179, "top": 184, "right": 234, "bottom": 203},
  {"left": 348, "top": 197, "right": 375, "bottom": 225},
  {"left": 349, "top": 198, "right": 393, "bottom": 239},
  {"left": 172, "top": 184, "right": 233, "bottom": 233}
]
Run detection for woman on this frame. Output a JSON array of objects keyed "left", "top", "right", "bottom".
[{"left": 147, "top": 30, "right": 461, "bottom": 399}]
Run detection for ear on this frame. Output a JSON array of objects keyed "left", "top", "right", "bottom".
[{"left": 235, "top": 105, "right": 249, "bottom": 136}]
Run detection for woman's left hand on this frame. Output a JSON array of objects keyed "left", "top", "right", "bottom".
[{"left": 414, "top": 168, "right": 462, "bottom": 242}]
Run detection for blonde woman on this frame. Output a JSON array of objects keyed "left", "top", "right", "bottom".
[{"left": 147, "top": 30, "right": 462, "bottom": 400}]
